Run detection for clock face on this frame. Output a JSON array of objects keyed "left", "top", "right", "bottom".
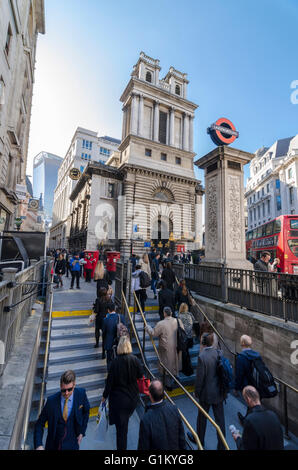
[
  {"left": 69, "top": 168, "right": 81, "bottom": 180},
  {"left": 28, "top": 199, "right": 39, "bottom": 211}
]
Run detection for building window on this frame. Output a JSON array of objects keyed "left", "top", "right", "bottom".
[
  {"left": 5, "top": 24, "right": 13, "bottom": 57},
  {"left": 159, "top": 111, "right": 167, "bottom": 144},
  {"left": 257, "top": 191, "right": 260, "bottom": 199},
  {"left": 145, "top": 148, "right": 152, "bottom": 157},
  {"left": 262, "top": 202, "right": 265, "bottom": 217},
  {"left": 257, "top": 206, "right": 261, "bottom": 218},
  {"left": 107, "top": 183, "right": 115, "bottom": 198},
  {"left": 100, "top": 147, "right": 110, "bottom": 156},
  {"left": 145, "top": 71, "right": 152, "bottom": 83},
  {"left": 267, "top": 183, "right": 270, "bottom": 193},
  {"left": 80, "top": 166, "right": 84, "bottom": 173},
  {"left": 81, "top": 153, "right": 85, "bottom": 159},
  {"left": 161, "top": 153, "right": 167, "bottom": 161},
  {"left": 288, "top": 167, "right": 293, "bottom": 179},
  {"left": 275, "top": 179, "right": 280, "bottom": 190},
  {"left": 176, "top": 157, "right": 181, "bottom": 165},
  {"left": 289, "top": 187, "right": 294, "bottom": 205},
  {"left": 83, "top": 139, "right": 92, "bottom": 150},
  {"left": 262, "top": 187, "right": 264, "bottom": 196},
  {"left": 276, "top": 195, "right": 282, "bottom": 211},
  {"left": 267, "top": 199, "right": 270, "bottom": 214},
  {"left": 175, "top": 84, "right": 181, "bottom": 95}
]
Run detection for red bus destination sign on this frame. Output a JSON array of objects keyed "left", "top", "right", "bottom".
[{"left": 207, "top": 117, "right": 239, "bottom": 146}]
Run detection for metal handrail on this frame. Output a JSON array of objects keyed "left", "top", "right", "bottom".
[
  {"left": 122, "top": 291, "right": 203, "bottom": 450},
  {"left": 132, "top": 291, "right": 230, "bottom": 450},
  {"left": 179, "top": 276, "right": 298, "bottom": 440}
]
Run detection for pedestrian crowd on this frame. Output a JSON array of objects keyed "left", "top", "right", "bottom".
[{"left": 35, "top": 247, "right": 284, "bottom": 451}]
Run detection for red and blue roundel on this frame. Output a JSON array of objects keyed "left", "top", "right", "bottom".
[{"left": 207, "top": 118, "right": 239, "bottom": 146}]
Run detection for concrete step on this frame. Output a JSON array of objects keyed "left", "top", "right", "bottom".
[
  {"left": 46, "top": 372, "right": 107, "bottom": 396},
  {"left": 48, "top": 346, "right": 103, "bottom": 366},
  {"left": 49, "top": 336, "right": 98, "bottom": 352},
  {"left": 47, "top": 358, "right": 107, "bottom": 379},
  {"left": 50, "top": 327, "right": 94, "bottom": 340}
]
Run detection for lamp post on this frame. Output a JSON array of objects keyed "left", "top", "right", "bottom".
[{"left": 15, "top": 217, "right": 23, "bottom": 231}]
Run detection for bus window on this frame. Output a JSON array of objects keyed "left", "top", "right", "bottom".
[
  {"left": 265, "top": 222, "right": 273, "bottom": 236},
  {"left": 262, "top": 225, "right": 266, "bottom": 236},
  {"left": 257, "top": 226, "right": 263, "bottom": 238},
  {"left": 288, "top": 240, "right": 298, "bottom": 258},
  {"left": 273, "top": 219, "right": 281, "bottom": 233},
  {"left": 248, "top": 231, "right": 253, "bottom": 240},
  {"left": 290, "top": 220, "right": 298, "bottom": 229},
  {"left": 253, "top": 229, "right": 257, "bottom": 239}
]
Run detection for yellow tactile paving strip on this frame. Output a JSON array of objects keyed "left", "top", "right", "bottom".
[{"left": 52, "top": 305, "right": 159, "bottom": 318}]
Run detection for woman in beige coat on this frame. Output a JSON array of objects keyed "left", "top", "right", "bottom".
[
  {"left": 140, "top": 253, "right": 151, "bottom": 277},
  {"left": 146, "top": 306, "right": 184, "bottom": 390}
]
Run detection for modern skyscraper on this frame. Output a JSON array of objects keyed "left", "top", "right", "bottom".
[{"left": 33, "top": 152, "right": 63, "bottom": 226}]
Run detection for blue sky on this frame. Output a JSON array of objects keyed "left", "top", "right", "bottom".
[{"left": 28, "top": 0, "right": 298, "bottom": 186}]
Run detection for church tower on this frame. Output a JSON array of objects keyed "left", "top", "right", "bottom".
[{"left": 116, "top": 52, "right": 203, "bottom": 257}]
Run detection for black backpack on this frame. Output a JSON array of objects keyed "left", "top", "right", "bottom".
[
  {"left": 139, "top": 270, "right": 151, "bottom": 288},
  {"left": 176, "top": 318, "right": 188, "bottom": 353},
  {"left": 248, "top": 355, "right": 278, "bottom": 399}
]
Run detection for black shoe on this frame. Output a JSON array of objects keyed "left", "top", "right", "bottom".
[
  {"left": 70, "top": 287, "right": 74, "bottom": 290},
  {"left": 187, "top": 431, "right": 196, "bottom": 444},
  {"left": 238, "top": 412, "right": 245, "bottom": 425},
  {"left": 154, "top": 295, "right": 157, "bottom": 299},
  {"left": 94, "top": 344, "right": 99, "bottom": 348},
  {"left": 165, "top": 385, "right": 173, "bottom": 392},
  {"left": 77, "top": 287, "right": 80, "bottom": 289},
  {"left": 102, "top": 352, "right": 106, "bottom": 359}
]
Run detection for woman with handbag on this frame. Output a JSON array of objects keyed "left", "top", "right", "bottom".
[
  {"left": 93, "top": 287, "right": 111, "bottom": 357},
  {"left": 174, "top": 279, "right": 191, "bottom": 311},
  {"left": 101, "top": 336, "right": 143, "bottom": 450},
  {"left": 177, "top": 303, "right": 195, "bottom": 376}
]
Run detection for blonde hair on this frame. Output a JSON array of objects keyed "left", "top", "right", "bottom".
[
  {"left": 142, "top": 253, "right": 149, "bottom": 264},
  {"left": 240, "top": 335, "right": 252, "bottom": 348},
  {"left": 94, "top": 261, "right": 105, "bottom": 280},
  {"left": 179, "top": 302, "right": 189, "bottom": 314},
  {"left": 117, "top": 335, "right": 132, "bottom": 355}
]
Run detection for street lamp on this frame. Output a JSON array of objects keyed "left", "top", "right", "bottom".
[{"left": 15, "top": 217, "right": 23, "bottom": 231}]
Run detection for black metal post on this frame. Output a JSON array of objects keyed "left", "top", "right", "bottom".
[{"left": 283, "top": 383, "right": 290, "bottom": 440}]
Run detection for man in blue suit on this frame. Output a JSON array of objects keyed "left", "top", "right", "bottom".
[
  {"left": 102, "top": 302, "right": 126, "bottom": 370},
  {"left": 34, "top": 370, "right": 90, "bottom": 450}
]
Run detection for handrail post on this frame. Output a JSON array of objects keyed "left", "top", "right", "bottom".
[
  {"left": 221, "top": 264, "right": 228, "bottom": 303},
  {"left": 283, "top": 383, "right": 290, "bottom": 440}
]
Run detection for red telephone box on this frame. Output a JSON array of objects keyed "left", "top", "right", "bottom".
[
  {"left": 106, "top": 251, "right": 120, "bottom": 280},
  {"left": 83, "top": 250, "right": 99, "bottom": 279}
]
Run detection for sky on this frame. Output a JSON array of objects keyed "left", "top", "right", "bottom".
[{"left": 27, "top": 0, "right": 298, "bottom": 187}]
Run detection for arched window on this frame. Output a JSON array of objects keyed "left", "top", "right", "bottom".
[
  {"left": 175, "top": 84, "right": 181, "bottom": 95},
  {"left": 146, "top": 71, "right": 152, "bottom": 83}
]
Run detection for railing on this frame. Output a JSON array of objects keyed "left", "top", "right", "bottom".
[
  {"left": 122, "top": 291, "right": 203, "bottom": 450},
  {"left": 131, "top": 291, "right": 230, "bottom": 450},
  {"left": 0, "top": 260, "right": 45, "bottom": 376},
  {"left": 173, "top": 264, "right": 298, "bottom": 323}
]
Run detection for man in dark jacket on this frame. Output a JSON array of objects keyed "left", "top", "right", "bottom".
[
  {"left": 34, "top": 370, "right": 90, "bottom": 450},
  {"left": 234, "top": 335, "right": 264, "bottom": 424},
  {"left": 102, "top": 302, "right": 126, "bottom": 370},
  {"left": 158, "top": 280, "right": 176, "bottom": 320},
  {"left": 194, "top": 333, "right": 226, "bottom": 450},
  {"left": 138, "top": 380, "right": 186, "bottom": 450},
  {"left": 231, "top": 386, "right": 284, "bottom": 450}
]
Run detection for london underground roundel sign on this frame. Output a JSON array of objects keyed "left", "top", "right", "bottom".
[{"left": 207, "top": 118, "right": 239, "bottom": 146}]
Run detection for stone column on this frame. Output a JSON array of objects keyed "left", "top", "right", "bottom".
[
  {"left": 169, "top": 106, "right": 175, "bottom": 147},
  {"left": 194, "top": 185, "right": 204, "bottom": 248},
  {"left": 195, "top": 146, "right": 254, "bottom": 269},
  {"left": 122, "top": 106, "right": 127, "bottom": 141},
  {"left": 183, "top": 113, "right": 189, "bottom": 151},
  {"left": 153, "top": 100, "right": 160, "bottom": 142},
  {"left": 130, "top": 93, "right": 138, "bottom": 135},
  {"left": 189, "top": 115, "right": 194, "bottom": 152},
  {"left": 138, "top": 94, "right": 144, "bottom": 137}
]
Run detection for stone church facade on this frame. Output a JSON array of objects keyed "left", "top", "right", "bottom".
[{"left": 68, "top": 52, "right": 203, "bottom": 257}]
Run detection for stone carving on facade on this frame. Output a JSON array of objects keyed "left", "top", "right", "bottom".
[
  {"left": 228, "top": 175, "right": 241, "bottom": 252},
  {"left": 207, "top": 176, "right": 218, "bottom": 250}
]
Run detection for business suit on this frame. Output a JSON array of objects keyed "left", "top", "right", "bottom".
[
  {"left": 138, "top": 400, "right": 186, "bottom": 450},
  {"left": 102, "top": 312, "right": 126, "bottom": 369},
  {"left": 195, "top": 347, "right": 226, "bottom": 450},
  {"left": 34, "top": 387, "right": 90, "bottom": 450}
]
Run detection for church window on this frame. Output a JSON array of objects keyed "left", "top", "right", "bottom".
[
  {"left": 175, "top": 84, "right": 181, "bottom": 95},
  {"left": 176, "top": 157, "right": 181, "bottom": 165},
  {"left": 159, "top": 112, "right": 167, "bottom": 144},
  {"left": 145, "top": 71, "right": 152, "bottom": 83},
  {"left": 107, "top": 183, "right": 115, "bottom": 198},
  {"left": 145, "top": 148, "right": 152, "bottom": 157},
  {"left": 161, "top": 153, "right": 167, "bottom": 161}
]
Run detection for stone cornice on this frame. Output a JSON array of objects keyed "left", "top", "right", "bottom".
[
  {"left": 119, "top": 133, "right": 196, "bottom": 158},
  {"left": 195, "top": 145, "right": 254, "bottom": 170},
  {"left": 119, "top": 163, "right": 200, "bottom": 186}
]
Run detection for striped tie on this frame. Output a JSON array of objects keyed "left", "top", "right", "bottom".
[{"left": 63, "top": 397, "right": 69, "bottom": 422}]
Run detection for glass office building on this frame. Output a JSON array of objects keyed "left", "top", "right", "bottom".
[{"left": 33, "top": 152, "right": 63, "bottom": 221}]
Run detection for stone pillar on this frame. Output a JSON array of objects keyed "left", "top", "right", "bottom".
[
  {"left": 194, "top": 185, "right": 204, "bottom": 248},
  {"left": 169, "top": 106, "right": 175, "bottom": 147},
  {"left": 138, "top": 94, "right": 144, "bottom": 137},
  {"left": 195, "top": 146, "right": 254, "bottom": 269},
  {"left": 153, "top": 100, "right": 160, "bottom": 142},
  {"left": 130, "top": 93, "right": 138, "bottom": 135},
  {"left": 189, "top": 115, "right": 194, "bottom": 152},
  {"left": 183, "top": 113, "right": 189, "bottom": 151},
  {"left": 122, "top": 106, "right": 127, "bottom": 141}
]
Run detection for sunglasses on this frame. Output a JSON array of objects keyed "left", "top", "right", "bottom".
[{"left": 61, "top": 386, "right": 74, "bottom": 393}]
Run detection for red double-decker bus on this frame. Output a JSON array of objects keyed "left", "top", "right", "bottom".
[{"left": 246, "top": 215, "right": 298, "bottom": 274}]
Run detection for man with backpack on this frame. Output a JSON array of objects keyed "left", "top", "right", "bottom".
[
  {"left": 194, "top": 332, "right": 226, "bottom": 450},
  {"left": 102, "top": 302, "right": 127, "bottom": 371},
  {"left": 131, "top": 264, "right": 150, "bottom": 313},
  {"left": 234, "top": 335, "right": 277, "bottom": 425}
]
